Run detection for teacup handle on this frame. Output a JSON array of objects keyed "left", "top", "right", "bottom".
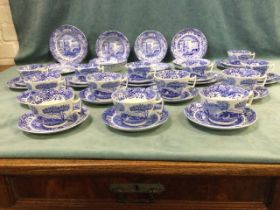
[
  {"left": 208, "top": 63, "right": 214, "bottom": 72},
  {"left": 154, "top": 97, "right": 164, "bottom": 114},
  {"left": 71, "top": 97, "right": 82, "bottom": 113},
  {"left": 189, "top": 75, "right": 197, "bottom": 88},
  {"left": 251, "top": 52, "right": 256, "bottom": 59},
  {"left": 257, "top": 74, "right": 267, "bottom": 87},
  {"left": 98, "top": 65, "right": 105, "bottom": 72},
  {"left": 120, "top": 75, "right": 128, "bottom": 89},
  {"left": 246, "top": 91, "right": 254, "bottom": 107},
  {"left": 269, "top": 63, "right": 274, "bottom": 72}
]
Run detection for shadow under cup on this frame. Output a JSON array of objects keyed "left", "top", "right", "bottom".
[{"left": 112, "top": 88, "right": 163, "bottom": 127}]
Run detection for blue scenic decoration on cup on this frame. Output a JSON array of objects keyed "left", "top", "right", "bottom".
[
  {"left": 222, "top": 68, "right": 267, "bottom": 90},
  {"left": 111, "top": 88, "right": 163, "bottom": 126},
  {"left": 26, "top": 88, "right": 81, "bottom": 127},
  {"left": 86, "top": 72, "right": 127, "bottom": 100},
  {"left": 227, "top": 50, "right": 255, "bottom": 61},
  {"left": 200, "top": 84, "right": 254, "bottom": 125},
  {"left": 241, "top": 59, "right": 272, "bottom": 76},
  {"left": 154, "top": 70, "right": 196, "bottom": 99},
  {"left": 179, "top": 58, "right": 213, "bottom": 78},
  {"left": 126, "top": 61, "right": 155, "bottom": 82}
]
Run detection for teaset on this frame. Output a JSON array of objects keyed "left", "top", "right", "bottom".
[{"left": 6, "top": 24, "right": 279, "bottom": 134}]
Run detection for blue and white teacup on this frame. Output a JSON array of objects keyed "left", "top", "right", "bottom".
[
  {"left": 222, "top": 68, "right": 267, "bottom": 90},
  {"left": 86, "top": 72, "right": 128, "bottom": 100},
  {"left": 154, "top": 70, "right": 197, "bottom": 99},
  {"left": 179, "top": 59, "right": 213, "bottom": 78},
  {"left": 227, "top": 50, "right": 255, "bottom": 62},
  {"left": 241, "top": 59, "right": 273, "bottom": 76},
  {"left": 126, "top": 61, "right": 155, "bottom": 82},
  {"left": 112, "top": 88, "right": 164, "bottom": 126},
  {"left": 18, "top": 64, "right": 49, "bottom": 79},
  {"left": 74, "top": 64, "right": 103, "bottom": 83},
  {"left": 24, "top": 70, "right": 66, "bottom": 90},
  {"left": 200, "top": 84, "right": 254, "bottom": 125},
  {"left": 26, "top": 88, "right": 81, "bottom": 127}
]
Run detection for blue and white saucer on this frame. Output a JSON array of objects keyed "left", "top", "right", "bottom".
[
  {"left": 95, "top": 31, "right": 130, "bottom": 60},
  {"left": 191, "top": 73, "right": 220, "bottom": 85},
  {"left": 184, "top": 102, "right": 257, "bottom": 130},
  {"left": 134, "top": 30, "right": 167, "bottom": 63},
  {"left": 253, "top": 86, "right": 269, "bottom": 100},
  {"left": 79, "top": 88, "right": 113, "bottom": 104},
  {"left": 102, "top": 106, "right": 169, "bottom": 132},
  {"left": 163, "top": 88, "right": 198, "bottom": 103},
  {"left": 217, "top": 59, "right": 243, "bottom": 68},
  {"left": 18, "top": 107, "right": 89, "bottom": 134},
  {"left": 7, "top": 77, "right": 27, "bottom": 90},
  {"left": 264, "top": 73, "right": 280, "bottom": 85},
  {"left": 49, "top": 24, "right": 88, "bottom": 64},
  {"left": 66, "top": 76, "right": 88, "bottom": 88},
  {"left": 171, "top": 28, "right": 207, "bottom": 60}
]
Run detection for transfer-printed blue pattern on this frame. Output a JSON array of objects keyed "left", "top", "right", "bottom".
[{"left": 50, "top": 24, "right": 88, "bottom": 64}]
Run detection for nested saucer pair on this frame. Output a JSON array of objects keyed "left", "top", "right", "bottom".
[
  {"left": 7, "top": 76, "right": 27, "bottom": 90},
  {"left": 79, "top": 87, "right": 113, "bottom": 104}
]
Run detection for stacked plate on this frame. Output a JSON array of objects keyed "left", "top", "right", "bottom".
[{"left": 127, "top": 30, "right": 170, "bottom": 87}]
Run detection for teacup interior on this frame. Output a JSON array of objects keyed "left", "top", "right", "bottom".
[
  {"left": 223, "top": 68, "right": 261, "bottom": 77},
  {"left": 24, "top": 70, "right": 61, "bottom": 82},
  {"left": 27, "top": 88, "right": 73, "bottom": 105},
  {"left": 155, "top": 70, "right": 190, "bottom": 79},
  {"left": 201, "top": 85, "right": 249, "bottom": 99},
  {"left": 112, "top": 88, "right": 156, "bottom": 103},
  {"left": 87, "top": 72, "right": 123, "bottom": 82}
]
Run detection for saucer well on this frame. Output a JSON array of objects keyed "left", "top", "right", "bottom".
[
  {"left": 102, "top": 106, "right": 169, "bottom": 132},
  {"left": 79, "top": 88, "right": 113, "bottom": 104},
  {"left": 264, "top": 73, "right": 280, "bottom": 85},
  {"left": 253, "top": 86, "right": 269, "bottom": 100},
  {"left": 184, "top": 102, "right": 257, "bottom": 130},
  {"left": 18, "top": 107, "right": 89, "bottom": 134}
]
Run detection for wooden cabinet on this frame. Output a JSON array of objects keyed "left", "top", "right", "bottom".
[{"left": 0, "top": 159, "right": 280, "bottom": 209}]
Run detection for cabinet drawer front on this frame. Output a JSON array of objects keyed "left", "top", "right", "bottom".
[{"left": 10, "top": 175, "right": 272, "bottom": 202}]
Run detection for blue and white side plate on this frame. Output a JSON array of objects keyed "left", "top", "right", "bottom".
[
  {"left": 96, "top": 31, "right": 130, "bottom": 60},
  {"left": 18, "top": 107, "right": 89, "bottom": 134},
  {"left": 163, "top": 88, "right": 198, "bottom": 103},
  {"left": 134, "top": 30, "right": 167, "bottom": 63},
  {"left": 49, "top": 24, "right": 88, "bottom": 64},
  {"left": 102, "top": 106, "right": 169, "bottom": 132},
  {"left": 79, "top": 88, "right": 113, "bottom": 104},
  {"left": 264, "top": 73, "right": 280, "bottom": 85},
  {"left": 7, "top": 77, "right": 27, "bottom": 90},
  {"left": 171, "top": 28, "right": 207, "bottom": 60},
  {"left": 253, "top": 86, "right": 269, "bottom": 100},
  {"left": 184, "top": 103, "right": 257, "bottom": 130}
]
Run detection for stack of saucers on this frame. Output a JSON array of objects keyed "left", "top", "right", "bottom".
[
  {"left": 49, "top": 24, "right": 88, "bottom": 74},
  {"left": 89, "top": 30, "right": 130, "bottom": 72},
  {"left": 170, "top": 28, "right": 220, "bottom": 85},
  {"left": 66, "top": 63, "right": 102, "bottom": 88},
  {"left": 184, "top": 84, "right": 257, "bottom": 130},
  {"left": 127, "top": 30, "right": 170, "bottom": 87},
  {"left": 154, "top": 69, "right": 198, "bottom": 103},
  {"left": 216, "top": 50, "right": 255, "bottom": 69},
  {"left": 102, "top": 88, "right": 169, "bottom": 132},
  {"left": 16, "top": 69, "right": 67, "bottom": 105},
  {"left": 18, "top": 88, "right": 89, "bottom": 134},
  {"left": 221, "top": 68, "right": 269, "bottom": 100},
  {"left": 79, "top": 72, "right": 128, "bottom": 105}
]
